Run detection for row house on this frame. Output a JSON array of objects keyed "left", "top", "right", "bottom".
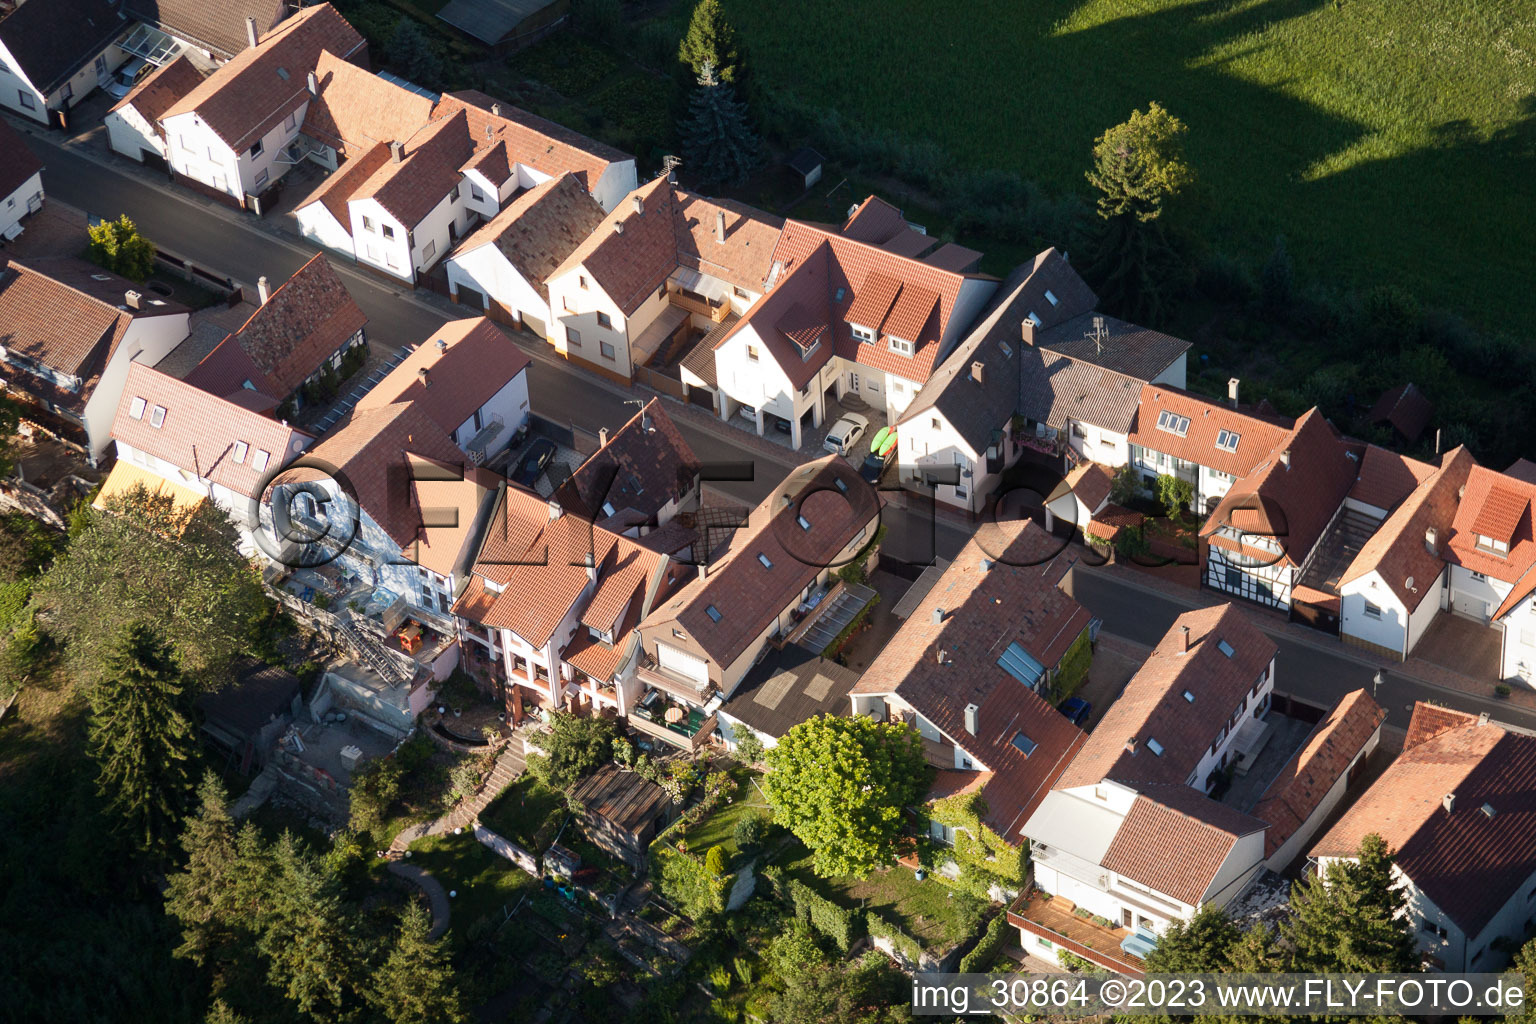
[
  {"left": 849, "top": 523, "right": 1093, "bottom": 849},
  {"left": 711, "top": 198, "right": 997, "bottom": 448},
  {"left": 179, "top": 252, "right": 368, "bottom": 414},
  {"left": 1015, "top": 606, "right": 1382, "bottom": 972},
  {"left": 541, "top": 175, "right": 782, "bottom": 386},
  {"left": 1442, "top": 462, "right": 1536, "bottom": 682},
  {"left": 119, "top": 1, "right": 289, "bottom": 69},
  {"left": 1313, "top": 703, "right": 1536, "bottom": 971},
  {"left": 294, "top": 80, "right": 636, "bottom": 286},
  {"left": 0, "top": 0, "right": 127, "bottom": 125},
  {"left": 105, "top": 361, "right": 313, "bottom": 552},
  {"left": 633, "top": 456, "right": 880, "bottom": 750},
  {"left": 0, "top": 257, "right": 190, "bottom": 461},
  {"left": 105, "top": 55, "right": 207, "bottom": 166},
  {"left": 0, "top": 117, "right": 43, "bottom": 241},
  {"left": 552, "top": 397, "right": 702, "bottom": 536},
  {"left": 451, "top": 484, "right": 683, "bottom": 721}
]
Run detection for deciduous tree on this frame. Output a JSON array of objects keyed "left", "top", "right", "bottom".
[
  {"left": 526, "top": 709, "right": 619, "bottom": 790},
  {"left": 86, "top": 214, "right": 157, "bottom": 281},
  {"left": 764, "top": 714, "right": 931, "bottom": 878},
  {"left": 1086, "top": 102, "right": 1193, "bottom": 223}
]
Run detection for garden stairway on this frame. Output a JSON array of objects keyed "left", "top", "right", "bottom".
[{"left": 386, "top": 742, "right": 526, "bottom": 853}]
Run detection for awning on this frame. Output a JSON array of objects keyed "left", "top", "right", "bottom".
[
  {"left": 94, "top": 460, "right": 207, "bottom": 513},
  {"left": 119, "top": 23, "right": 183, "bottom": 65},
  {"left": 669, "top": 266, "right": 729, "bottom": 303},
  {"left": 1120, "top": 929, "right": 1158, "bottom": 959}
]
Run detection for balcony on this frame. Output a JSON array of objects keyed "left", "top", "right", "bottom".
[
  {"left": 669, "top": 287, "right": 730, "bottom": 323},
  {"left": 630, "top": 688, "right": 716, "bottom": 750},
  {"left": 636, "top": 656, "right": 712, "bottom": 704},
  {"left": 1008, "top": 890, "right": 1147, "bottom": 975}
]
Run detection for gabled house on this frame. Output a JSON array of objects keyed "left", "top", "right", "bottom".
[
  {"left": 442, "top": 173, "right": 606, "bottom": 336},
  {"left": 1338, "top": 447, "right": 1476, "bottom": 661},
  {"left": 156, "top": 3, "right": 365, "bottom": 207},
  {"left": 451, "top": 484, "right": 682, "bottom": 720},
  {"left": 0, "top": 257, "right": 190, "bottom": 460},
  {"left": 0, "top": 117, "right": 43, "bottom": 241},
  {"left": 848, "top": 522, "right": 1093, "bottom": 844},
  {"left": 181, "top": 252, "right": 367, "bottom": 412},
  {"left": 1200, "top": 408, "right": 1360, "bottom": 612},
  {"left": 352, "top": 316, "right": 531, "bottom": 464},
  {"left": 1312, "top": 702, "right": 1536, "bottom": 971},
  {"left": 106, "top": 361, "right": 314, "bottom": 551},
  {"left": 633, "top": 456, "right": 880, "bottom": 747},
  {"left": 0, "top": 0, "right": 127, "bottom": 124},
  {"left": 1442, "top": 462, "right": 1536, "bottom": 683},
  {"left": 120, "top": 0, "right": 290, "bottom": 65},
  {"left": 1370, "top": 381, "right": 1434, "bottom": 445},
  {"left": 544, "top": 175, "right": 783, "bottom": 386},
  {"left": 105, "top": 55, "right": 207, "bottom": 167},
  {"left": 711, "top": 200, "right": 996, "bottom": 447},
  {"left": 553, "top": 397, "right": 701, "bottom": 535}
]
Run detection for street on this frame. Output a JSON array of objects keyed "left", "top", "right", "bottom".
[{"left": 24, "top": 126, "right": 1534, "bottom": 737}]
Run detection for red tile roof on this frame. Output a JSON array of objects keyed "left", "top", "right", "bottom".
[
  {"left": 1060, "top": 604, "right": 1277, "bottom": 790},
  {"left": 1369, "top": 382, "right": 1434, "bottom": 442},
  {"left": 354, "top": 317, "right": 530, "bottom": 438},
  {"left": 398, "top": 455, "right": 499, "bottom": 577},
  {"left": 355, "top": 109, "right": 476, "bottom": 229},
  {"left": 111, "top": 362, "right": 313, "bottom": 499},
  {"left": 301, "top": 49, "right": 437, "bottom": 155},
  {"left": 293, "top": 141, "right": 392, "bottom": 227},
  {"left": 431, "top": 91, "right": 630, "bottom": 194},
  {"left": 161, "top": 4, "right": 365, "bottom": 152},
  {"left": 123, "top": 0, "right": 287, "bottom": 60},
  {"left": 0, "top": 259, "right": 123, "bottom": 377},
  {"left": 448, "top": 173, "right": 606, "bottom": 303},
  {"left": 1445, "top": 465, "right": 1536, "bottom": 613},
  {"left": 1101, "top": 785, "right": 1267, "bottom": 905},
  {"left": 1312, "top": 702, "right": 1536, "bottom": 938},
  {"left": 108, "top": 54, "right": 206, "bottom": 124},
  {"left": 1347, "top": 443, "right": 1436, "bottom": 513},
  {"left": 1129, "top": 386, "right": 1293, "bottom": 480},
  {"left": 1251, "top": 689, "right": 1385, "bottom": 859},
  {"left": 1341, "top": 447, "right": 1476, "bottom": 610},
  {"left": 554, "top": 398, "right": 699, "bottom": 525},
  {"left": 1471, "top": 485, "right": 1529, "bottom": 544}
]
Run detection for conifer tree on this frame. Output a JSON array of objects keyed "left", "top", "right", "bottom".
[
  {"left": 255, "top": 833, "right": 356, "bottom": 1019},
  {"left": 1143, "top": 904, "right": 1241, "bottom": 972},
  {"left": 87, "top": 623, "right": 197, "bottom": 855},
  {"left": 680, "top": 61, "right": 759, "bottom": 188},
  {"left": 164, "top": 774, "right": 243, "bottom": 967},
  {"left": 1283, "top": 833, "right": 1418, "bottom": 972},
  {"left": 677, "top": 0, "right": 740, "bottom": 82},
  {"left": 368, "top": 901, "right": 468, "bottom": 1024}
]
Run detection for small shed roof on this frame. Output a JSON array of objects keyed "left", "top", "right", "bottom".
[{"left": 570, "top": 763, "right": 672, "bottom": 835}]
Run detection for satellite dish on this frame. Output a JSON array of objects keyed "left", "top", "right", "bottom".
[{"left": 1405, "top": 576, "right": 1416, "bottom": 591}]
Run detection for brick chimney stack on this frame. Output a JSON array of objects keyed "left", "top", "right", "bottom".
[{"left": 245, "top": 16, "right": 259, "bottom": 48}]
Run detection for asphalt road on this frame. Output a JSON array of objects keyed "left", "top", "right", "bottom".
[{"left": 29, "top": 129, "right": 1531, "bottom": 734}]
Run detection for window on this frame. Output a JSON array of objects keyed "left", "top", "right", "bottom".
[
  {"left": 470, "top": 185, "right": 484, "bottom": 202},
  {"left": 94, "top": 55, "right": 107, "bottom": 77},
  {"left": 1009, "top": 731, "right": 1038, "bottom": 756},
  {"left": 566, "top": 326, "right": 581, "bottom": 348},
  {"left": 757, "top": 553, "right": 773, "bottom": 569},
  {"left": 931, "top": 417, "right": 940, "bottom": 430},
  {"left": 1363, "top": 601, "right": 1382, "bottom": 619},
  {"left": 1523, "top": 627, "right": 1536, "bottom": 647},
  {"left": 128, "top": 396, "right": 146, "bottom": 420},
  {"left": 285, "top": 111, "right": 298, "bottom": 131},
  {"left": 254, "top": 168, "right": 268, "bottom": 189},
  {"left": 18, "top": 90, "right": 34, "bottom": 110},
  {"left": 232, "top": 441, "right": 248, "bottom": 464},
  {"left": 746, "top": 344, "right": 759, "bottom": 361},
  {"left": 579, "top": 275, "right": 589, "bottom": 290},
  {"left": 596, "top": 311, "right": 612, "bottom": 329},
  {"left": 672, "top": 629, "right": 687, "bottom": 640},
  {"left": 1156, "top": 410, "right": 1192, "bottom": 437},
  {"left": 1476, "top": 535, "right": 1510, "bottom": 555},
  {"left": 249, "top": 139, "right": 263, "bottom": 157},
  {"left": 1044, "top": 289, "right": 1059, "bottom": 307},
  {"left": 657, "top": 282, "right": 667, "bottom": 299},
  {"left": 251, "top": 450, "right": 270, "bottom": 471},
  {"left": 930, "top": 820, "right": 956, "bottom": 845},
  {"left": 1215, "top": 429, "right": 1241, "bottom": 452},
  {"left": 1146, "top": 737, "right": 1165, "bottom": 756},
  {"left": 733, "top": 286, "right": 748, "bottom": 299},
  {"left": 1025, "top": 310, "right": 1042, "bottom": 326},
  {"left": 999, "top": 340, "right": 1013, "bottom": 358},
  {"left": 796, "top": 514, "right": 811, "bottom": 531},
  {"left": 1471, "top": 570, "right": 1488, "bottom": 582},
  {"left": 851, "top": 324, "right": 875, "bottom": 344},
  {"left": 599, "top": 341, "right": 616, "bottom": 360},
  {"left": 421, "top": 239, "right": 436, "bottom": 261},
  {"left": 888, "top": 337, "right": 914, "bottom": 356},
  {"left": 382, "top": 224, "right": 395, "bottom": 240},
  {"left": 836, "top": 478, "right": 849, "bottom": 495},
  {"left": 1182, "top": 689, "right": 1195, "bottom": 703},
  {"left": 362, "top": 216, "right": 374, "bottom": 233},
  {"left": 1217, "top": 639, "right": 1236, "bottom": 658},
  {"left": 149, "top": 405, "right": 167, "bottom": 428},
  {"left": 997, "top": 642, "right": 1046, "bottom": 690},
  {"left": 705, "top": 604, "right": 722, "bottom": 623}
]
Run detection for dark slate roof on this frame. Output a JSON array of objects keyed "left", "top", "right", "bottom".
[
  {"left": 1369, "top": 382, "right": 1434, "bottom": 442},
  {"left": 721, "top": 645, "right": 861, "bottom": 740},
  {"left": 1034, "top": 311, "right": 1190, "bottom": 381},
  {"left": 899, "top": 248, "right": 1095, "bottom": 451},
  {"left": 554, "top": 398, "right": 700, "bottom": 526},
  {"left": 0, "top": 0, "right": 125, "bottom": 94},
  {"left": 436, "top": 0, "right": 563, "bottom": 45},
  {"left": 194, "top": 659, "right": 300, "bottom": 737},
  {"left": 123, "top": 0, "right": 288, "bottom": 59},
  {"left": 1017, "top": 347, "right": 1144, "bottom": 434},
  {"left": 570, "top": 763, "right": 673, "bottom": 835}
]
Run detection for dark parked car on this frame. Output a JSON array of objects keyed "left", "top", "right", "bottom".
[
  {"left": 860, "top": 450, "right": 892, "bottom": 484},
  {"left": 1059, "top": 697, "right": 1092, "bottom": 727},
  {"left": 512, "top": 438, "right": 556, "bottom": 487}
]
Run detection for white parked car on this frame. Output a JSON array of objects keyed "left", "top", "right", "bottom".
[
  {"left": 105, "top": 58, "right": 152, "bottom": 100},
  {"left": 823, "top": 413, "right": 870, "bottom": 456}
]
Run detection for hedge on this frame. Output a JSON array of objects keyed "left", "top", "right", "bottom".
[
  {"left": 788, "top": 878, "right": 861, "bottom": 953},
  {"left": 866, "top": 911, "right": 922, "bottom": 965},
  {"left": 650, "top": 844, "right": 727, "bottom": 922},
  {"left": 1050, "top": 628, "right": 1093, "bottom": 702},
  {"left": 957, "top": 911, "right": 1010, "bottom": 974}
]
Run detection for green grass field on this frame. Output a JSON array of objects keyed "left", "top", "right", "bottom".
[{"left": 719, "top": 0, "right": 1536, "bottom": 326}]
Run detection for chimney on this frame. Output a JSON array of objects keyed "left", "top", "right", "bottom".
[
  {"left": 964, "top": 703, "right": 979, "bottom": 736},
  {"left": 1021, "top": 319, "right": 1037, "bottom": 346},
  {"left": 931, "top": 607, "right": 945, "bottom": 625},
  {"left": 584, "top": 551, "right": 597, "bottom": 585},
  {"left": 632, "top": 194, "right": 645, "bottom": 216},
  {"left": 306, "top": 71, "right": 318, "bottom": 98},
  {"left": 970, "top": 360, "right": 985, "bottom": 386},
  {"left": 390, "top": 141, "right": 403, "bottom": 163},
  {"left": 936, "top": 648, "right": 949, "bottom": 666},
  {"left": 435, "top": 338, "right": 448, "bottom": 353},
  {"left": 1279, "top": 449, "right": 1291, "bottom": 470},
  {"left": 715, "top": 209, "right": 726, "bottom": 244},
  {"left": 257, "top": 275, "right": 270, "bottom": 304},
  {"left": 124, "top": 290, "right": 142, "bottom": 311},
  {"left": 245, "top": 15, "right": 258, "bottom": 48},
  {"left": 1124, "top": 737, "right": 1139, "bottom": 755},
  {"left": 1425, "top": 526, "right": 1438, "bottom": 554},
  {"left": 491, "top": 102, "right": 502, "bottom": 117},
  {"left": 1228, "top": 377, "right": 1240, "bottom": 407},
  {"left": 613, "top": 220, "right": 624, "bottom": 236},
  {"left": 1443, "top": 792, "right": 1456, "bottom": 814},
  {"left": 1478, "top": 712, "right": 1490, "bottom": 726},
  {"left": 598, "top": 427, "right": 609, "bottom": 447},
  {"left": 1180, "top": 624, "right": 1191, "bottom": 652},
  {"left": 547, "top": 499, "right": 562, "bottom": 520},
  {"left": 417, "top": 367, "right": 431, "bottom": 387}
]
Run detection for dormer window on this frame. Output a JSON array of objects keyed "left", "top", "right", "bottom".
[
  {"left": 851, "top": 324, "right": 875, "bottom": 345},
  {"left": 232, "top": 441, "right": 248, "bottom": 464},
  {"left": 149, "top": 405, "right": 166, "bottom": 428},
  {"left": 1156, "top": 410, "right": 1191, "bottom": 437},
  {"left": 1215, "top": 429, "right": 1241, "bottom": 452},
  {"left": 888, "top": 337, "right": 914, "bottom": 356},
  {"left": 128, "top": 396, "right": 146, "bottom": 420},
  {"left": 1044, "top": 289, "right": 1059, "bottom": 307},
  {"left": 1476, "top": 534, "right": 1511, "bottom": 556}
]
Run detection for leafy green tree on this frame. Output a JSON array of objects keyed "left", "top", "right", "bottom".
[
  {"left": 387, "top": 18, "right": 443, "bottom": 86},
  {"left": 1086, "top": 102, "right": 1193, "bottom": 222},
  {"left": 526, "top": 710, "right": 618, "bottom": 790},
  {"left": 1505, "top": 935, "right": 1536, "bottom": 1024},
  {"left": 86, "top": 214, "right": 157, "bottom": 281},
  {"left": 678, "top": 0, "right": 740, "bottom": 82},
  {"left": 680, "top": 61, "right": 759, "bottom": 188},
  {"left": 0, "top": 608, "right": 45, "bottom": 697},
  {"left": 0, "top": 395, "right": 19, "bottom": 479},
  {"left": 0, "top": 512, "right": 59, "bottom": 584},
  {"left": 732, "top": 728, "right": 765, "bottom": 766},
  {"left": 204, "top": 999, "right": 251, "bottom": 1024},
  {"left": 347, "top": 756, "right": 402, "bottom": 838},
  {"left": 764, "top": 714, "right": 931, "bottom": 878},
  {"left": 164, "top": 774, "right": 244, "bottom": 967},
  {"left": 368, "top": 901, "right": 467, "bottom": 1024},
  {"left": 1283, "top": 833, "right": 1418, "bottom": 972},
  {"left": 1108, "top": 464, "right": 1142, "bottom": 507},
  {"left": 87, "top": 623, "right": 197, "bottom": 855},
  {"left": 1155, "top": 473, "right": 1194, "bottom": 518},
  {"left": 704, "top": 843, "right": 729, "bottom": 877},
  {"left": 33, "top": 485, "right": 266, "bottom": 689},
  {"left": 766, "top": 950, "right": 912, "bottom": 1024}
]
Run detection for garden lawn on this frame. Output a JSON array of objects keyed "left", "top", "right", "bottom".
[
  {"left": 406, "top": 832, "right": 540, "bottom": 942},
  {"left": 778, "top": 845, "right": 977, "bottom": 950},
  {"left": 715, "top": 0, "right": 1536, "bottom": 330},
  {"left": 678, "top": 767, "right": 768, "bottom": 861},
  {"left": 480, "top": 773, "right": 567, "bottom": 850}
]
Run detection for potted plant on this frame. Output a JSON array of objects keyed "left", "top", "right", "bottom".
[{"left": 1496, "top": 683, "right": 1512, "bottom": 699}]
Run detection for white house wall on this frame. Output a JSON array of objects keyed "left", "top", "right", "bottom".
[
  {"left": 295, "top": 200, "right": 357, "bottom": 256},
  {"left": 943, "top": 278, "right": 999, "bottom": 351},
  {"left": 81, "top": 318, "right": 190, "bottom": 459},
  {"left": 350, "top": 197, "right": 414, "bottom": 281},
  {"left": 589, "top": 160, "right": 638, "bottom": 212},
  {"left": 1151, "top": 358, "right": 1186, "bottom": 389},
  {"left": 231, "top": 106, "right": 307, "bottom": 195},
  {"left": 0, "top": 169, "right": 42, "bottom": 239},
  {"left": 1200, "top": 830, "right": 1266, "bottom": 909},
  {"left": 105, "top": 103, "right": 164, "bottom": 163},
  {"left": 1447, "top": 563, "right": 1509, "bottom": 622},
  {"left": 444, "top": 244, "right": 548, "bottom": 331},
  {"left": 1340, "top": 573, "right": 1413, "bottom": 657},
  {"left": 0, "top": 40, "right": 49, "bottom": 122},
  {"left": 1499, "top": 593, "right": 1536, "bottom": 685},
  {"left": 447, "top": 370, "right": 530, "bottom": 454}
]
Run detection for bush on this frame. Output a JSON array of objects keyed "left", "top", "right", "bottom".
[
  {"left": 652, "top": 845, "right": 726, "bottom": 922},
  {"left": 1496, "top": 684, "right": 1513, "bottom": 698},
  {"left": 866, "top": 911, "right": 922, "bottom": 965},
  {"left": 730, "top": 729, "right": 764, "bottom": 766},
  {"left": 1155, "top": 473, "right": 1194, "bottom": 518},
  {"left": 732, "top": 812, "right": 767, "bottom": 851},
  {"left": 704, "top": 844, "right": 729, "bottom": 877},
  {"left": 766, "top": 920, "right": 827, "bottom": 977},
  {"left": 1058, "top": 950, "right": 1097, "bottom": 973},
  {"left": 86, "top": 215, "right": 156, "bottom": 281},
  {"left": 707, "top": 964, "right": 732, "bottom": 993},
  {"left": 958, "top": 911, "right": 1010, "bottom": 974},
  {"left": 788, "top": 878, "right": 861, "bottom": 952}
]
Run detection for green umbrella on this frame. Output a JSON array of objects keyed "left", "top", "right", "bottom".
[
  {"left": 878, "top": 432, "right": 898, "bottom": 457},
  {"left": 869, "top": 425, "right": 890, "bottom": 454}
]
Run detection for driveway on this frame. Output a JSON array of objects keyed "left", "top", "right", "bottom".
[{"left": 1412, "top": 612, "right": 1502, "bottom": 682}]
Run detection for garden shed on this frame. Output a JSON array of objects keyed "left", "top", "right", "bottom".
[{"left": 570, "top": 763, "right": 676, "bottom": 870}]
